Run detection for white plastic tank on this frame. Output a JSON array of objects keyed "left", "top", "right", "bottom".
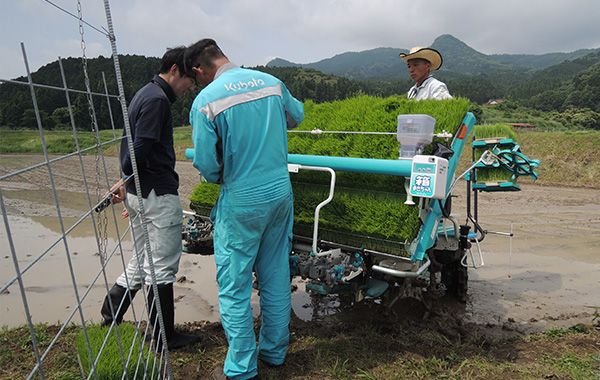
[{"left": 397, "top": 114, "right": 436, "bottom": 158}]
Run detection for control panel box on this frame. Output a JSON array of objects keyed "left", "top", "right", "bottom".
[{"left": 409, "top": 155, "right": 449, "bottom": 199}]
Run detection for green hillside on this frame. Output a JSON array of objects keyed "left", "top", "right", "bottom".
[
  {"left": 267, "top": 34, "right": 600, "bottom": 79},
  {"left": 3, "top": 34, "right": 600, "bottom": 134},
  {"left": 310, "top": 47, "right": 409, "bottom": 80},
  {"left": 0, "top": 54, "right": 197, "bottom": 131},
  {"left": 511, "top": 52, "right": 600, "bottom": 109},
  {"left": 491, "top": 49, "right": 600, "bottom": 69},
  {"left": 516, "top": 131, "right": 600, "bottom": 187},
  {"left": 264, "top": 34, "right": 600, "bottom": 109},
  {"left": 431, "top": 34, "right": 526, "bottom": 76}
]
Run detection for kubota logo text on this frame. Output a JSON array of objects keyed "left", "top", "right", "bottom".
[{"left": 224, "top": 78, "right": 266, "bottom": 92}]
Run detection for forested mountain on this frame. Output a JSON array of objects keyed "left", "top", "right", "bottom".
[
  {"left": 430, "top": 35, "right": 529, "bottom": 76},
  {"left": 264, "top": 34, "right": 600, "bottom": 106},
  {"left": 0, "top": 55, "right": 194, "bottom": 131},
  {"left": 510, "top": 52, "right": 600, "bottom": 111},
  {"left": 490, "top": 49, "right": 600, "bottom": 69},
  {"left": 254, "top": 66, "right": 363, "bottom": 103},
  {"left": 268, "top": 34, "right": 600, "bottom": 79},
  {"left": 265, "top": 34, "right": 600, "bottom": 121},
  {"left": 1, "top": 34, "right": 600, "bottom": 131}
]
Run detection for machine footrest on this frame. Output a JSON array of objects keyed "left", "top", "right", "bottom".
[
  {"left": 472, "top": 138, "right": 517, "bottom": 148},
  {"left": 473, "top": 181, "right": 521, "bottom": 192},
  {"left": 304, "top": 278, "right": 390, "bottom": 297},
  {"left": 362, "top": 279, "right": 389, "bottom": 297},
  {"left": 436, "top": 225, "right": 477, "bottom": 239}
]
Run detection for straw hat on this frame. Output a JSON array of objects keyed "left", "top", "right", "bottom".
[{"left": 399, "top": 46, "right": 443, "bottom": 71}]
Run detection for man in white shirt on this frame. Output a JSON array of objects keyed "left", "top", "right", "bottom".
[{"left": 401, "top": 46, "right": 452, "bottom": 100}]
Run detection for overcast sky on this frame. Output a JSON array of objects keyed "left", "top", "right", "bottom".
[{"left": 2, "top": 0, "right": 600, "bottom": 80}]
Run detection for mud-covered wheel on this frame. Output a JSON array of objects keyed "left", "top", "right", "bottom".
[{"left": 441, "top": 257, "right": 468, "bottom": 303}]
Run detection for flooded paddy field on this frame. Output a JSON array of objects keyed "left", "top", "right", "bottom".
[{"left": 1, "top": 154, "right": 599, "bottom": 340}]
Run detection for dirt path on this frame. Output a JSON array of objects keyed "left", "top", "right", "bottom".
[{"left": 1, "top": 154, "right": 599, "bottom": 338}]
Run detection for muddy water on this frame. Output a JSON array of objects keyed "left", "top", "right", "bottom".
[
  {"left": 0, "top": 155, "right": 316, "bottom": 327},
  {"left": 1, "top": 155, "right": 599, "bottom": 336},
  {"left": 448, "top": 182, "right": 600, "bottom": 336},
  {"left": 0, "top": 194, "right": 320, "bottom": 327}
]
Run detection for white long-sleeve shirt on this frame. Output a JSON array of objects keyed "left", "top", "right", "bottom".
[{"left": 407, "top": 76, "right": 452, "bottom": 101}]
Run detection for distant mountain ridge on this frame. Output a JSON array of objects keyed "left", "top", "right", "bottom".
[
  {"left": 267, "top": 34, "right": 600, "bottom": 80},
  {"left": 2, "top": 36, "right": 599, "bottom": 132},
  {"left": 490, "top": 50, "right": 600, "bottom": 69}
]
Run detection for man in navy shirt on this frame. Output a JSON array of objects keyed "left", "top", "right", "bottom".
[{"left": 100, "top": 46, "right": 199, "bottom": 350}]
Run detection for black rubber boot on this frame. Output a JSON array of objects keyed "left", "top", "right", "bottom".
[
  {"left": 147, "top": 283, "right": 200, "bottom": 350},
  {"left": 100, "top": 284, "right": 138, "bottom": 327}
]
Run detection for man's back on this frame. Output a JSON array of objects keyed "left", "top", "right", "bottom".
[{"left": 190, "top": 67, "right": 303, "bottom": 200}]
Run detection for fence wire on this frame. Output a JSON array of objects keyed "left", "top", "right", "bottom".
[{"left": 0, "top": 1, "right": 173, "bottom": 378}]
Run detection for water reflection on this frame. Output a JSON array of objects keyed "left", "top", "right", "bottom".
[{"left": 1, "top": 211, "right": 320, "bottom": 328}]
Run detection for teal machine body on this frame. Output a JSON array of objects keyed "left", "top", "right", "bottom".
[
  {"left": 287, "top": 112, "right": 474, "bottom": 260},
  {"left": 184, "top": 111, "right": 540, "bottom": 303}
]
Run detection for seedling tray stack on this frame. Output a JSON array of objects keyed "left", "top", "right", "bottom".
[{"left": 470, "top": 124, "right": 521, "bottom": 192}]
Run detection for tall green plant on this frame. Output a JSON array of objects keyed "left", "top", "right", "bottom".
[{"left": 76, "top": 324, "right": 158, "bottom": 380}]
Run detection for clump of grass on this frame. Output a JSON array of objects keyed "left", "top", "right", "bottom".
[
  {"left": 76, "top": 324, "right": 158, "bottom": 380},
  {"left": 189, "top": 182, "right": 220, "bottom": 215},
  {"left": 542, "top": 325, "right": 590, "bottom": 338}
]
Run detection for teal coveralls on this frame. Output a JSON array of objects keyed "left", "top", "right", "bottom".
[{"left": 189, "top": 63, "right": 304, "bottom": 379}]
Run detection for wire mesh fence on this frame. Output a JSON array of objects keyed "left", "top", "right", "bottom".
[{"left": 1, "top": 1, "right": 176, "bottom": 378}]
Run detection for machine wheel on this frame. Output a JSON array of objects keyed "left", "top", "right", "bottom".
[{"left": 440, "top": 257, "right": 468, "bottom": 303}]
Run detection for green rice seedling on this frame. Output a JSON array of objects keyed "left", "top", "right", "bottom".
[
  {"left": 291, "top": 183, "right": 420, "bottom": 254},
  {"left": 189, "top": 182, "right": 220, "bottom": 215},
  {"left": 289, "top": 95, "right": 471, "bottom": 159},
  {"left": 474, "top": 167, "right": 515, "bottom": 183},
  {"left": 473, "top": 124, "right": 518, "bottom": 159},
  {"left": 473, "top": 123, "right": 517, "bottom": 141},
  {"left": 76, "top": 324, "right": 158, "bottom": 380}
]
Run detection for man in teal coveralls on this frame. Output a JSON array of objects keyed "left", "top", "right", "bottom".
[{"left": 185, "top": 39, "right": 304, "bottom": 380}]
